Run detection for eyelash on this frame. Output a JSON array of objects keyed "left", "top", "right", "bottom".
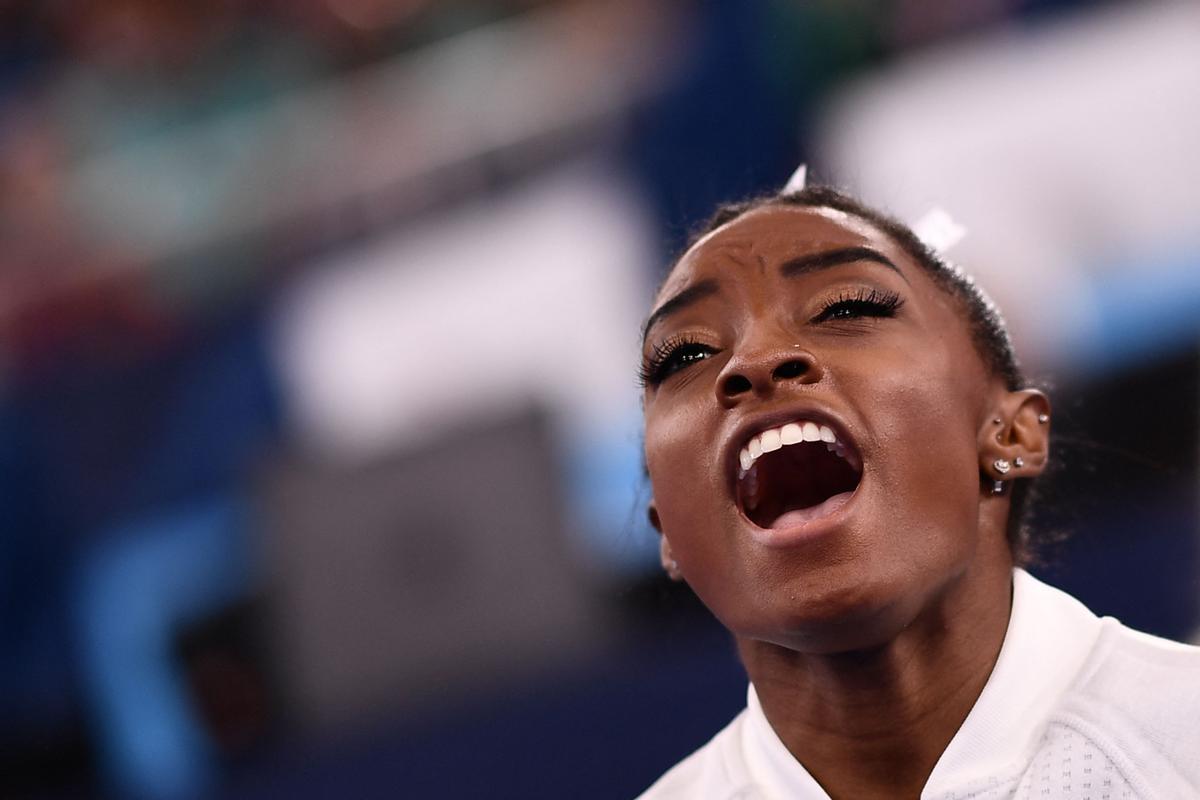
[
  {"left": 811, "top": 287, "right": 904, "bottom": 323},
  {"left": 638, "top": 288, "right": 905, "bottom": 388},
  {"left": 637, "top": 334, "right": 715, "bottom": 388}
]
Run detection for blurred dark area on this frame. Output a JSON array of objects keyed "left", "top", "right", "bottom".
[
  {"left": 1, "top": 1, "right": 1196, "bottom": 798},
  {"left": 1031, "top": 347, "right": 1200, "bottom": 640}
]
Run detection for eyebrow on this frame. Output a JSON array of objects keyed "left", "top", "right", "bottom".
[
  {"left": 641, "top": 246, "right": 907, "bottom": 343},
  {"left": 641, "top": 279, "right": 719, "bottom": 343},
  {"left": 779, "top": 246, "right": 907, "bottom": 281}
]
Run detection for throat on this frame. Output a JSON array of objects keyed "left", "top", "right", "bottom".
[
  {"left": 746, "top": 643, "right": 993, "bottom": 799},
  {"left": 735, "top": 567, "right": 1015, "bottom": 799}
]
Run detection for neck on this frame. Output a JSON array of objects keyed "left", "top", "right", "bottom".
[{"left": 738, "top": 556, "right": 1014, "bottom": 800}]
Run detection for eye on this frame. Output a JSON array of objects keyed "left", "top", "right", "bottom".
[
  {"left": 811, "top": 287, "right": 904, "bottom": 323},
  {"left": 638, "top": 335, "right": 718, "bottom": 388}
]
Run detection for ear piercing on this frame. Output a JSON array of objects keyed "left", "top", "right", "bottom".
[
  {"left": 992, "top": 458, "right": 1011, "bottom": 494},
  {"left": 1038, "top": 414, "right": 1049, "bottom": 424},
  {"left": 992, "top": 457, "right": 1025, "bottom": 494}
]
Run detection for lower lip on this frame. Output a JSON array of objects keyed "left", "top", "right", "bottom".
[{"left": 743, "top": 488, "right": 857, "bottom": 547}]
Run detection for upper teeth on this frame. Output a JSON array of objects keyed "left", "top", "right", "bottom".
[{"left": 738, "top": 420, "right": 844, "bottom": 477}]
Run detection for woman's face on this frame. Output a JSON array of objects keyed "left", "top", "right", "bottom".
[{"left": 642, "top": 204, "right": 1010, "bottom": 654}]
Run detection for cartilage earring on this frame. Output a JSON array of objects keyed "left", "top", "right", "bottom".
[
  {"left": 1013, "top": 457, "right": 1024, "bottom": 468},
  {"left": 1037, "top": 414, "right": 1049, "bottom": 424},
  {"left": 993, "top": 458, "right": 1012, "bottom": 475},
  {"left": 992, "top": 480, "right": 1005, "bottom": 495}
]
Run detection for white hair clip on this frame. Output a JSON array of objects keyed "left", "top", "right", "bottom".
[
  {"left": 912, "top": 207, "right": 967, "bottom": 255},
  {"left": 778, "top": 166, "right": 966, "bottom": 257},
  {"left": 781, "top": 163, "right": 807, "bottom": 194}
]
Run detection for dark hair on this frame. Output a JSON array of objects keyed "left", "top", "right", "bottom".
[{"left": 678, "top": 185, "right": 1042, "bottom": 562}]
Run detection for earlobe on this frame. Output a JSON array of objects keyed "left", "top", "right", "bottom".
[
  {"left": 659, "top": 535, "right": 684, "bottom": 582},
  {"left": 650, "top": 502, "right": 684, "bottom": 581},
  {"left": 980, "top": 388, "right": 1051, "bottom": 485}
]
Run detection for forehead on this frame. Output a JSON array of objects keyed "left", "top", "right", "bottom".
[{"left": 658, "top": 204, "right": 908, "bottom": 302}]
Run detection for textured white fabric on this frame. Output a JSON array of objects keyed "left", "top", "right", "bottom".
[{"left": 637, "top": 570, "right": 1200, "bottom": 799}]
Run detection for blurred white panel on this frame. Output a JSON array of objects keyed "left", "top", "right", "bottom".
[
  {"left": 816, "top": 1, "right": 1200, "bottom": 373},
  {"left": 271, "top": 158, "right": 654, "bottom": 461}
]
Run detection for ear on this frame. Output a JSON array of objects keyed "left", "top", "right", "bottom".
[
  {"left": 647, "top": 502, "right": 662, "bottom": 533},
  {"left": 979, "top": 388, "right": 1051, "bottom": 486},
  {"left": 650, "top": 502, "right": 685, "bottom": 581}
]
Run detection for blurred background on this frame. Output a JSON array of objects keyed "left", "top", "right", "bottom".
[{"left": 1, "top": 0, "right": 1196, "bottom": 798}]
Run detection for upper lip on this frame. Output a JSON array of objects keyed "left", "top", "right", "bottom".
[{"left": 721, "top": 403, "right": 864, "bottom": 494}]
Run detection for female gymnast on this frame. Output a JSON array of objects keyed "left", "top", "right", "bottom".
[{"left": 635, "top": 183, "right": 1200, "bottom": 799}]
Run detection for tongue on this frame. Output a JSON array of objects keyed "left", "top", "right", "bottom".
[{"left": 769, "top": 490, "right": 853, "bottom": 529}]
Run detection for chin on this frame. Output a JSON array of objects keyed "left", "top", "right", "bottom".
[{"left": 726, "top": 564, "right": 931, "bottom": 656}]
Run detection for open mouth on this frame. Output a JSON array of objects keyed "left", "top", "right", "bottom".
[{"left": 736, "top": 420, "right": 863, "bottom": 529}]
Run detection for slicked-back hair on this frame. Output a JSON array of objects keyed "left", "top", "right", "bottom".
[{"left": 674, "top": 185, "right": 1040, "bottom": 562}]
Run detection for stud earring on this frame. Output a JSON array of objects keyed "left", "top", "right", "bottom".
[
  {"left": 992, "top": 480, "right": 1006, "bottom": 495},
  {"left": 993, "top": 418, "right": 1002, "bottom": 425},
  {"left": 993, "top": 458, "right": 1012, "bottom": 474},
  {"left": 1013, "top": 457, "right": 1024, "bottom": 468},
  {"left": 1037, "top": 414, "right": 1049, "bottom": 424}
]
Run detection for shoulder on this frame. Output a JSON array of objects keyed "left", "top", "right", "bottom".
[
  {"left": 636, "top": 710, "right": 758, "bottom": 800},
  {"left": 1053, "top": 617, "right": 1200, "bottom": 792},
  {"left": 1073, "top": 618, "right": 1200, "bottom": 737}
]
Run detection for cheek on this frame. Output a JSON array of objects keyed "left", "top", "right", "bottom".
[
  {"left": 645, "top": 405, "right": 753, "bottom": 633},
  {"left": 644, "top": 404, "right": 723, "bottom": 543},
  {"left": 646, "top": 404, "right": 708, "bottom": 474},
  {"left": 852, "top": 346, "right": 985, "bottom": 547}
]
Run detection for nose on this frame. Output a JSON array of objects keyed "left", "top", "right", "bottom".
[{"left": 715, "top": 341, "right": 823, "bottom": 406}]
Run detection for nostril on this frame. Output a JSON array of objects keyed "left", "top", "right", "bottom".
[
  {"left": 772, "top": 360, "right": 808, "bottom": 381},
  {"left": 722, "top": 374, "right": 753, "bottom": 396}
]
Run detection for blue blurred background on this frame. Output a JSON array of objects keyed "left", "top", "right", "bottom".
[{"left": 1, "top": 1, "right": 1197, "bottom": 798}]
